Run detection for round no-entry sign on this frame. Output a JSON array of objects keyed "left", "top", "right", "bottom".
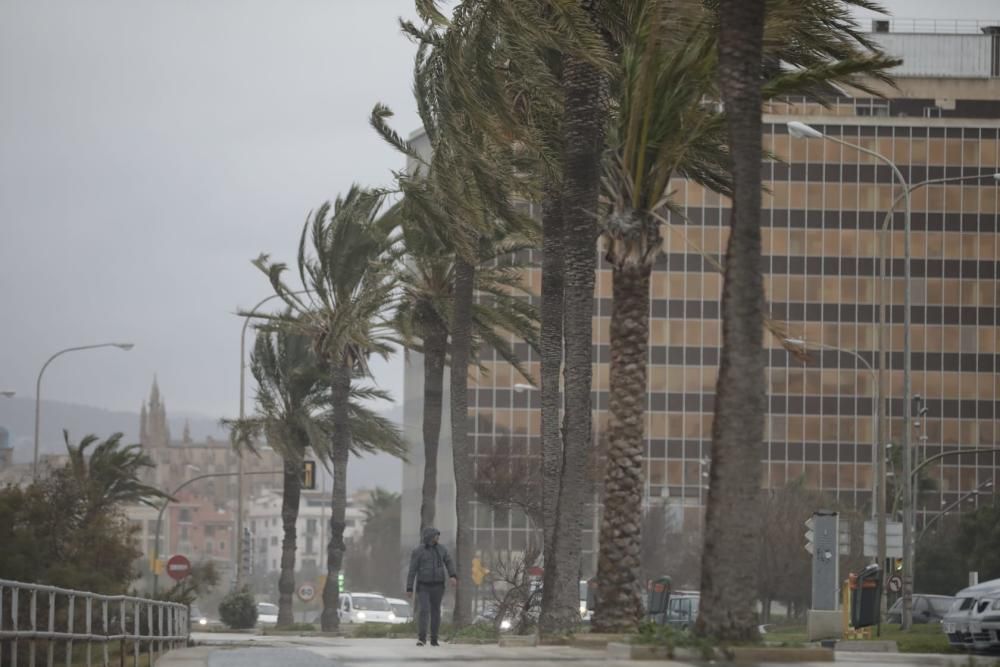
[
  {"left": 166, "top": 554, "right": 192, "bottom": 581},
  {"left": 297, "top": 582, "right": 316, "bottom": 602}
]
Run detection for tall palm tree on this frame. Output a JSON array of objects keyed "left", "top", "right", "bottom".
[
  {"left": 392, "top": 221, "right": 540, "bottom": 536},
  {"left": 372, "top": 10, "right": 535, "bottom": 624},
  {"left": 250, "top": 187, "right": 400, "bottom": 632}
]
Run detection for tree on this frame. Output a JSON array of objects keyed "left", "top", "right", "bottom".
[
  {"left": 0, "top": 432, "right": 165, "bottom": 594},
  {"left": 695, "top": 0, "right": 768, "bottom": 641},
  {"left": 250, "top": 187, "right": 403, "bottom": 632},
  {"left": 391, "top": 221, "right": 539, "bottom": 537},
  {"left": 243, "top": 329, "right": 332, "bottom": 627},
  {"left": 344, "top": 488, "right": 403, "bottom": 594}
]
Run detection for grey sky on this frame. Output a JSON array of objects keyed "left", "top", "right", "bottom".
[
  {"left": 2, "top": 0, "right": 999, "bottom": 424},
  {"left": 2, "top": 1, "right": 421, "bottom": 420}
]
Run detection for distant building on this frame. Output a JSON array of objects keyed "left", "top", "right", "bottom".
[
  {"left": 247, "top": 488, "right": 371, "bottom": 577},
  {"left": 0, "top": 426, "right": 13, "bottom": 470}
]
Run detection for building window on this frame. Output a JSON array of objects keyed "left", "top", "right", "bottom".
[
  {"left": 271, "top": 536, "right": 278, "bottom": 546},
  {"left": 179, "top": 509, "right": 192, "bottom": 523},
  {"left": 306, "top": 536, "right": 314, "bottom": 554},
  {"left": 306, "top": 519, "right": 317, "bottom": 535}
]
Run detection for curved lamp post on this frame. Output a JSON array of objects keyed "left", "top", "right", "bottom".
[
  {"left": 33, "top": 343, "right": 134, "bottom": 481},
  {"left": 152, "top": 469, "right": 280, "bottom": 595},
  {"left": 917, "top": 480, "right": 993, "bottom": 544}
]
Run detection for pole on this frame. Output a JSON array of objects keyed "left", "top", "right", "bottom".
[
  {"left": 33, "top": 343, "right": 134, "bottom": 481},
  {"left": 152, "top": 470, "right": 281, "bottom": 595}
]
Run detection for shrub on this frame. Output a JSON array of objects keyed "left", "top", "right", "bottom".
[{"left": 218, "top": 588, "right": 258, "bottom": 629}]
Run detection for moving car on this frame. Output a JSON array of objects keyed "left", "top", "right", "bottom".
[
  {"left": 189, "top": 605, "right": 210, "bottom": 628},
  {"left": 339, "top": 593, "right": 397, "bottom": 624},
  {"left": 942, "top": 578, "right": 1000, "bottom": 651},
  {"left": 256, "top": 602, "right": 279, "bottom": 626},
  {"left": 386, "top": 597, "right": 413, "bottom": 624},
  {"left": 886, "top": 594, "right": 953, "bottom": 625}
]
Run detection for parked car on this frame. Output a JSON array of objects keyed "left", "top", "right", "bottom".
[
  {"left": 664, "top": 591, "right": 700, "bottom": 631},
  {"left": 386, "top": 597, "right": 413, "bottom": 624},
  {"left": 942, "top": 578, "right": 1000, "bottom": 651},
  {"left": 339, "top": 593, "right": 397, "bottom": 624},
  {"left": 887, "top": 594, "right": 953, "bottom": 625},
  {"left": 256, "top": 602, "right": 279, "bottom": 626}
]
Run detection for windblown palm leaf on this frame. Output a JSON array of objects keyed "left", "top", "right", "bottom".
[{"left": 63, "top": 431, "right": 168, "bottom": 515}]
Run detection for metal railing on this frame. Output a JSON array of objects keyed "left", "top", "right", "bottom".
[{"left": 0, "top": 579, "right": 188, "bottom": 667}]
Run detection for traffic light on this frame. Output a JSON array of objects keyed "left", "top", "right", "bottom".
[
  {"left": 472, "top": 558, "right": 489, "bottom": 586},
  {"left": 242, "top": 527, "right": 253, "bottom": 576},
  {"left": 302, "top": 460, "right": 316, "bottom": 490},
  {"left": 894, "top": 558, "right": 903, "bottom": 572},
  {"left": 338, "top": 573, "right": 345, "bottom": 592}
]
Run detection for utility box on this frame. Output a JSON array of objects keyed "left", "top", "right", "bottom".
[
  {"left": 806, "top": 511, "right": 840, "bottom": 611},
  {"left": 850, "top": 564, "right": 882, "bottom": 629},
  {"left": 586, "top": 577, "right": 598, "bottom": 613}
]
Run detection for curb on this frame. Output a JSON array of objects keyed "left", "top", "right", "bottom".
[
  {"left": 156, "top": 646, "right": 215, "bottom": 667},
  {"left": 498, "top": 634, "right": 539, "bottom": 647},
  {"left": 727, "top": 646, "right": 835, "bottom": 663}
]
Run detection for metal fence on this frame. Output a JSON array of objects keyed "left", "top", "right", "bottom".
[{"left": 0, "top": 579, "right": 189, "bottom": 667}]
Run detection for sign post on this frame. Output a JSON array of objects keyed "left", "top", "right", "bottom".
[{"left": 166, "top": 554, "right": 192, "bottom": 582}]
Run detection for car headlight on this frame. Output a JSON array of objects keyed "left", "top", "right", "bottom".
[
  {"left": 355, "top": 611, "right": 366, "bottom": 620},
  {"left": 198, "top": 618, "right": 208, "bottom": 626},
  {"left": 388, "top": 612, "right": 396, "bottom": 620},
  {"left": 500, "top": 619, "right": 512, "bottom": 631}
]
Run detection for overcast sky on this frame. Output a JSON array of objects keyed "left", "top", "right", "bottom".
[{"left": 2, "top": 0, "right": 999, "bottom": 422}]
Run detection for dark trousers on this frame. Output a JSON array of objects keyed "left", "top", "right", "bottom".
[{"left": 416, "top": 581, "right": 445, "bottom": 641}]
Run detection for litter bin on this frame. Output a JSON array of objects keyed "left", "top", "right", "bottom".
[
  {"left": 850, "top": 564, "right": 882, "bottom": 629},
  {"left": 646, "top": 576, "right": 672, "bottom": 624},
  {"left": 585, "top": 577, "right": 598, "bottom": 613}
]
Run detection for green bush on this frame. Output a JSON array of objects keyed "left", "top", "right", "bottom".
[{"left": 218, "top": 588, "right": 258, "bottom": 629}]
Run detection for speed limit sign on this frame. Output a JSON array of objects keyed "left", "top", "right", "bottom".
[
  {"left": 297, "top": 582, "right": 316, "bottom": 602},
  {"left": 887, "top": 575, "right": 902, "bottom": 593}
]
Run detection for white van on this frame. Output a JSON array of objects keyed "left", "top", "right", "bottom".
[
  {"left": 339, "top": 592, "right": 397, "bottom": 624},
  {"left": 942, "top": 578, "right": 1000, "bottom": 651}
]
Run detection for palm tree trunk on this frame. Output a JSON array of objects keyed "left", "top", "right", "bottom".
[
  {"left": 540, "top": 182, "right": 564, "bottom": 560},
  {"left": 697, "top": 0, "right": 767, "bottom": 642},
  {"left": 321, "top": 361, "right": 352, "bottom": 633},
  {"left": 420, "top": 319, "right": 448, "bottom": 534},
  {"left": 539, "top": 50, "right": 606, "bottom": 636},
  {"left": 277, "top": 455, "right": 303, "bottom": 627},
  {"left": 592, "top": 260, "right": 649, "bottom": 633},
  {"left": 449, "top": 256, "right": 476, "bottom": 626}
]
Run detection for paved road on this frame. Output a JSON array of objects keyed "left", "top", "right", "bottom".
[{"left": 173, "top": 634, "right": 1000, "bottom": 667}]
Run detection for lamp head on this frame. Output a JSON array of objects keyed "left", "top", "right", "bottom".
[
  {"left": 115, "top": 343, "right": 135, "bottom": 351},
  {"left": 0, "top": 391, "right": 14, "bottom": 398},
  {"left": 784, "top": 337, "right": 806, "bottom": 346},
  {"left": 994, "top": 173, "right": 1000, "bottom": 182},
  {"left": 787, "top": 121, "right": 823, "bottom": 140},
  {"left": 513, "top": 383, "right": 534, "bottom": 393}
]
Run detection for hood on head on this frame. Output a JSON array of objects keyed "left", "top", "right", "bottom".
[{"left": 422, "top": 527, "right": 440, "bottom": 546}]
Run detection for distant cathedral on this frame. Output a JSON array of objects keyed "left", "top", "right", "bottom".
[{"left": 139, "top": 377, "right": 171, "bottom": 448}]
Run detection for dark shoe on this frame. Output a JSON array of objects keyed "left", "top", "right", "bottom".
[
  {"left": 430, "top": 640, "right": 440, "bottom": 647},
  {"left": 416, "top": 640, "right": 425, "bottom": 647}
]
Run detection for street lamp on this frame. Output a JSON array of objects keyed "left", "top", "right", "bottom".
[
  {"left": 788, "top": 120, "right": 916, "bottom": 628},
  {"left": 917, "top": 480, "right": 993, "bottom": 544},
  {"left": 33, "top": 342, "right": 134, "bottom": 481}
]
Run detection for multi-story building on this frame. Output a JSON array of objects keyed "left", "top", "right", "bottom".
[
  {"left": 401, "top": 20, "right": 1000, "bottom": 577},
  {"left": 247, "top": 488, "right": 371, "bottom": 577}
]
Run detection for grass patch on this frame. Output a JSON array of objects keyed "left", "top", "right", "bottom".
[
  {"left": 352, "top": 622, "right": 415, "bottom": 638},
  {"left": 759, "top": 621, "right": 959, "bottom": 654},
  {"left": 273, "top": 622, "right": 318, "bottom": 632},
  {"left": 633, "top": 622, "right": 718, "bottom": 660}
]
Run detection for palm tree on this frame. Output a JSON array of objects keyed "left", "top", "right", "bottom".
[
  {"left": 63, "top": 431, "right": 168, "bottom": 521},
  {"left": 250, "top": 187, "right": 400, "bottom": 632},
  {"left": 393, "top": 221, "right": 539, "bottom": 536},
  {"left": 242, "top": 330, "right": 332, "bottom": 627}
]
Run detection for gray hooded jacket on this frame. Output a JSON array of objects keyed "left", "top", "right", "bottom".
[{"left": 406, "top": 527, "right": 456, "bottom": 592}]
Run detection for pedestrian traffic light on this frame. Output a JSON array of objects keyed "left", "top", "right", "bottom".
[
  {"left": 302, "top": 460, "right": 316, "bottom": 490},
  {"left": 338, "top": 573, "right": 345, "bottom": 592}
]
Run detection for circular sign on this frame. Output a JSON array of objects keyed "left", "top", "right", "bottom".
[
  {"left": 887, "top": 575, "right": 902, "bottom": 593},
  {"left": 166, "top": 554, "right": 192, "bottom": 581},
  {"left": 297, "top": 582, "right": 316, "bottom": 602}
]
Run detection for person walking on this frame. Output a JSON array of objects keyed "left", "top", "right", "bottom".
[{"left": 406, "top": 527, "right": 457, "bottom": 646}]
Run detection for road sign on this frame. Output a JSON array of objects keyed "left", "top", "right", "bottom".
[
  {"left": 887, "top": 575, "right": 902, "bottom": 593},
  {"left": 839, "top": 521, "right": 851, "bottom": 555},
  {"left": 297, "top": 582, "right": 316, "bottom": 602},
  {"left": 166, "top": 554, "right": 192, "bottom": 581},
  {"left": 302, "top": 460, "right": 316, "bottom": 490},
  {"left": 863, "top": 520, "right": 903, "bottom": 558}
]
